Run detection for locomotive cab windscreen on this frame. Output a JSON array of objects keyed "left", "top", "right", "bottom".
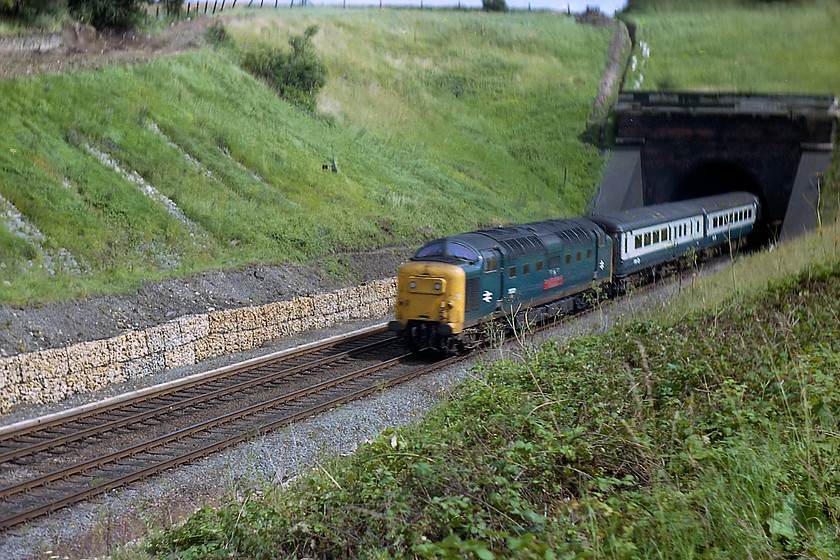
[{"left": 412, "top": 241, "right": 479, "bottom": 264}]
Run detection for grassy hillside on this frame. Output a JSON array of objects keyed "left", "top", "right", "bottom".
[
  {"left": 139, "top": 2, "right": 840, "bottom": 559},
  {"left": 0, "top": 9, "right": 614, "bottom": 304},
  {"left": 622, "top": 0, "right": 840, "bottom": 93}
]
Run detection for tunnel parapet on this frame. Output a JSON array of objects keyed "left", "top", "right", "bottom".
[{"left": 592, "top": 92, "right": 838, "bottom": 240}]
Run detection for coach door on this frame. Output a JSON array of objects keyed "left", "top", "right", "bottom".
[{"left": 479, "top": 249, "right": 504, "bottom": 319}]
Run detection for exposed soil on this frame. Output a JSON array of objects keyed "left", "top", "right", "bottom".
[
  {"left": 0, "top": 17, "right": 214, "bottom": 80},
  {"left": 0, "top": 247, "right": 411, "bottom": 357}
]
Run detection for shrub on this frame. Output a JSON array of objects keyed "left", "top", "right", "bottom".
[
  {"left": 0, "top": 0, "right": 65, "bottom": 21},
  {"left": 239, "top": 25, "right": 327, "bottom": 111},
  {"left": 67, "top": 0, "right": 146, "bottom": 30},
  {"left": 482, "top": 0, "right": 508, "bottom": 11}
]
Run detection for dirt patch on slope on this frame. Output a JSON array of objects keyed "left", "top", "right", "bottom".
[
  {"left": 0, "top": 247, "right": 411, "bottom": 357},
  {"left": 0, "top": 17, "right": 213, "bottom": 80}
]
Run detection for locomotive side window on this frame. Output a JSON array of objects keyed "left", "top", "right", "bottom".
[
  {"left": 536, "top": 261, "right": 543, "bottom": 272},
  {"left": 483, "top": 253, "right": 498, "bottom": 273},
  {"left": 586, "top": 249, "right": 592, "bottom": 259},
  {"left": 548, "top": 256, "right": 562, "bottom": 268},
  {"left": 576, "top": 252, "right": 581, "bottom": 261},
  {"left": 566, "top": 254, "right": 571, "bottom": 265},
  {"left": 523, "top": 263, "right": 531, "bottom": 275},
  {"left": 509, "top": 266, "right": 517, "bottom": 278}
]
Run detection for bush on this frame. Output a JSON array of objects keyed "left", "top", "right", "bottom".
[
  {"left": 0, "top": 0, "right": 65, "bottom": 22},
  {"left": 482, "top": 0, "right": 508, "bottom": 11},
  {"left": 239, "top": 26, "right": 327, "bottom": 111},
  {"left": 67, "top": 0, "right": 146, "bottom": 30}
]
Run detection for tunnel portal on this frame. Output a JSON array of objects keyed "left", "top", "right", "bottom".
[{"left": 592, "top": 92, "right": 838, "bottom": 240}]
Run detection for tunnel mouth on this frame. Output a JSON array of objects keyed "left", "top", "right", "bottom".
[{"left": 674, "top": 161, "right": 762, "bottom": 202}]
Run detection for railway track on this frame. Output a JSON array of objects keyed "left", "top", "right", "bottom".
[
  {"left": 0, "top": 256, "right": 732, "bottom": 532},
  {"left": 0, "top": 325, "right": 457, "bottom": 531}
]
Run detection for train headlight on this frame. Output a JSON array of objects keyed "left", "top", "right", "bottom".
[
  {"left": 433, "top": 282, "right": 442, "bottom": 291},
  {"left": 409, "top": 281, "right": 417, "bottom": 289}
]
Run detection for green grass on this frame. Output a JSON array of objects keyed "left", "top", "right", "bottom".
[
  {"left": 144, "top": 246, "right": 840, "bottom": 559},
  {"left": 120, "top": 4, "right": 840, "bottom": 559},
  {"left": 0, "top": 9, "right": 613, "bottom": 304},
  {"left": 622, "top": 0, "right": 840, "bottom": 93}
]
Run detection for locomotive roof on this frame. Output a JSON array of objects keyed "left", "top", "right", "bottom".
[
  {"left": 589, "top": 191, "right": 759, "bottom": 232},
  {"left": 413, "top": 218, "right": 601, "bottom": 261}
]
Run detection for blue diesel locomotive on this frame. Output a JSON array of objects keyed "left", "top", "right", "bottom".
[{"left": 389, "top": 192, "right": 760, "bottom": 353}]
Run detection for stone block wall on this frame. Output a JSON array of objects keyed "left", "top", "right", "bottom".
[{"left": 0, "top": 278, "right": 396, "bottom": 413}]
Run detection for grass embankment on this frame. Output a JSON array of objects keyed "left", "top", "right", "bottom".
[
  {"left": 140, "top": 2, "right": 840, "bottom": 558},
  {"left": 147, "top": 227, "right": 840, "bottom": 559},
  {"left": 621, "top": 0, "right": 840, "bottom": 94},
  {"left": 0, "top": 9, "right": 612, "bottom": 304}
]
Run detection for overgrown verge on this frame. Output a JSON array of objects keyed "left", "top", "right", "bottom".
[{"left": 146, "top": 257, "right": 840, "bottom": 558}]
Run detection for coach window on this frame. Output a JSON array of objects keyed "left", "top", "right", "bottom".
[
  {"left": 644, "top": 232, "right": 651, "bottom": 246},
  {"left": 635, "top": 235, "right": 642, "bottom": 249},
  {"left": 509, "top": 266, "right": 517, "bottom": 278},
  {"left": 652, "top": 231, "right": 659, "bottom": 244},
  {"left": 523, "top": 263, "right": 531, "bottom": 275},
  {"left": 661, "top": 228, "right": 668, "bottom": 241}
]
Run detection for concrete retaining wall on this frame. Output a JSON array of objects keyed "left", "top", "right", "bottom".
[{"left": 0, "top": 278, "right": 396, "bottom": 413}]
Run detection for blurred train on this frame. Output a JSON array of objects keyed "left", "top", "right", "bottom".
[{"left": 388, "top": 191, "right": 760, "bottom": 353}]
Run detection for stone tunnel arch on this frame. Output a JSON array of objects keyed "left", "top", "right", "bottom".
[{"left": 591, "top": 92, "right": 838, "bottom": 241}]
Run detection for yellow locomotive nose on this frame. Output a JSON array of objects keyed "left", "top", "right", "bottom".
[{"left": 389, "top": 261, "right": 466, "bottom": 339}]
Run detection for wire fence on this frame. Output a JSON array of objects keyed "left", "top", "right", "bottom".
[{"left": 155, "top": 1, "right": 576, "bottom": 18}]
